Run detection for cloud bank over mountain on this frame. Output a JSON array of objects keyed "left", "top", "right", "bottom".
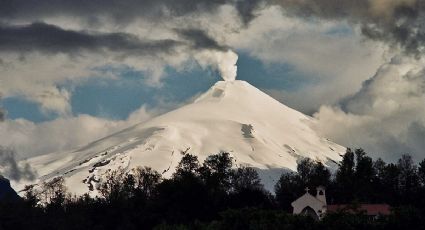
[
  {"left": 271, "top": 0, "right": 425, "bottom": 161},
  {"left": 1, "top": 0, "right": 425, "bottom": 161}
]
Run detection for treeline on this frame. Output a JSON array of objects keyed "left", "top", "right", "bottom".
[
  {"left": 276, "top": 149, "right": 425, "bottom": 210},
  {"left": 0, "top": 149, "right": 424, "bottom": 229}
]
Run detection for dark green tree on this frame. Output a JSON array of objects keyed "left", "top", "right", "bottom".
[
  {"left": 230, "top": 167, "right": 262, "bottom": 192},
  {"left": 228, "top": 167, "right": 273, "bottom": 209},
  {"left": 174, "top": 153, "right": 200, "bottom": 177},
  {"left": 397, "top": 154, "right": 420, "bottom": 204},
  {"left": 23, "top": 185, "right": 39, "bottom": 208},
  {"left": 297, "top": 158, "right": 314, "bottom": 184},
  {"left": 381, "top": 163, "right": 400, "bottom": 204},
  {"left": 155, "top": 153, "right": 209, "bottom": 224},
  {"left": 199, "top": 152, "right": 233, "bottom": 192},
  {"left": 334, "top": 148, "right": 356, "bottom": 202},
  {"left": 310, "top": 162, "right": 331, "bottom": 189},
  {"left": 336, "top": 148, "right": 356, "bottom": 182},
  {"left": 417, "top": 159, "right": 425, "bottom": 186},
  {"left": 275, "top": 172, "right": 303, "bottom": 211},
  {"left": 132, "top": 166, "right": 161, "bottom": 199},
  {"left": 354, "top": 148, "right": 375, "bottom": 202},
  {"left": 373, "top": 158, "right": 387, "bottom": 181},
  {"left": 99, "top": 168, "right": 129, "bottom": 203}
]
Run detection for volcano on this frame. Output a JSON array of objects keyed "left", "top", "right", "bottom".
[{"left": 18, "top": 80, "right": 345, "bottom": 194}]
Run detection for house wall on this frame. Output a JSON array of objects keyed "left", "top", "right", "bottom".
[{"left": 292, "top": 194, "right": 327, "bottom": 218}]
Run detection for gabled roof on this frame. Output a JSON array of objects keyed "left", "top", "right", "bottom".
[
  {"left": 291, "top": 192, "right": 326, "bottom": 210},
  {"left": 327, "top": 204, "right": 391, "bottom": 216}
]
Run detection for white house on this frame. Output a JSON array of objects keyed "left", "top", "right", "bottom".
[
  {"left": 291, "top": 186, "right": 327, "bottom": 220},
  {"left": 291, "top": 186, "right": 391, "bottom": 220}
]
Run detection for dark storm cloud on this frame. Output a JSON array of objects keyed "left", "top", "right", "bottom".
[
  {"left": 0, "top": 109, "right": 4, "bottom": 122},
  {"left": 0, "top": 147, "right": 36, "bottom": 181},
  {"left": 4, "top": 0, "right": 424, "bottom": 57},
  {"left": 0, "top": 0, "right": 262, "bottom": 25},
  {"left": 273, "top": 0, "right": 425, "bottom": 57},
  {"left": 0, "top": 0, "right": 220, "bottom": 22},
  {"left": 175, "top": 28, "right": 228, "bottom": 51},
  {"left": 235, "top": 0, "right": 264, "bottom": 26},
  {"left": 406, "top": 122, "right": 425, "bottom": 155},
  {"left": 0, "top": 1, "right": 265, "bottom": 56},
  {"left": 0, "top": 22, "right": 182, "bottom": 56},
  {"left": 0, "top": 95, "right": 4, "bottom": 122}
]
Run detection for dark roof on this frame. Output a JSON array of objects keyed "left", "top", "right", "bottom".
[{"left": 327, "top": 204, "right": 391, "bottom": 216}]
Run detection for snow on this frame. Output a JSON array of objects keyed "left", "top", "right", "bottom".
[{"left": 13, "top": 80, "right": 345, "bottom": 195}]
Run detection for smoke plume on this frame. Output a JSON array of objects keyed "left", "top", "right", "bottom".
[
  {"left": 195, "top": 49, "right": 238, "bottom": 81},
  {"left": 175, "top": 28, "right": 239, "bottom": 81},
  {"left": 217, "top": 50, "right": 238, "bottom": 81}
]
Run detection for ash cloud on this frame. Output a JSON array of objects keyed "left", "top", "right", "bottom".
[
  {"left": 274, "top": 0, "right": 425, "bottom": 57},
  {"left": 0, "top": 95, "right": 5, "bottom": 122},
  {"left": 0, "top": 22, "right": 182, "bottom": 56},
  {"left": 174, "top": 28, "right": 238, "bottom": 81},
  {"left": 235, "top": 0, "right": 264, "bottom": 26},
  {"left": 0, "top": 0, "right": 222, "bottom": 22},
  {"left": 0, "top": 0, "right": 264, "bottom": 56},
  {"left": 0, "top": 146, "right": 36, "bottom": 181},
  {"left": 0, "top": 0, "right": 263, "bottom": 79},
  {"left": 0, "top": 1, "right": 252, "bottom": 115},
  {"left": 175, "top": 28, "right": 228, "bottom": 51},
  {"left": 0, "top": 0, "right": 262, "bottom": 26}
]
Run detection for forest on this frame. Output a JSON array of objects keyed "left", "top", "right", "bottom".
[{"left": 1, "top": 148, "right": 425, "bottom": 230}]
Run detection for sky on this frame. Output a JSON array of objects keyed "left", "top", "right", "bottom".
[{"left": 1, "top": 0, "right": 425, "bottom": 164}]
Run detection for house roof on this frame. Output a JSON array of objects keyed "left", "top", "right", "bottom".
[
  {"left": 327, "top": 204, "right": 391, "bottom": 216},
  {"left": 291, "top": 192, "right": 325, "bottom": 207}
]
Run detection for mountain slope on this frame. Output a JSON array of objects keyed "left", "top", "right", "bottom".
[
  {"left": 17, "top": 80, "right": 345, "bottom": 194},
  {"left": 0, "top": 176, "right": 20, "bottom": 202}
]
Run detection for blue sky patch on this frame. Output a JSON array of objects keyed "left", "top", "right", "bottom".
[{"left": 3, "top": 53, "right": 313, "bottom": 123}]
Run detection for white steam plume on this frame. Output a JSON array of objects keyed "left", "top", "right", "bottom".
[{"left": 195, "top": 50, "right": 238, "bottom": 81}]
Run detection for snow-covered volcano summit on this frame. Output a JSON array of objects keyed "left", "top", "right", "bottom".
[{"left": 19, "top": 80, "right": 345, "bottom": 194}]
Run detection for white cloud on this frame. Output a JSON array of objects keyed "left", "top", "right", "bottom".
[
  {"left": 219, "top": 6, "right": 388, "bottom": 113},
  {"left": 0, "top": 6, "right": 240, "bottom": 116},
  {"left": 313, "top": 56, "right": 425, "bottom": 161},
  {"left": 0, "top": 105, "right": 156, "bottom": 159},
  {"left": 0, "top": 53, "right": 91, "bottom": 115},
  {"left": 2, "top": 3, "right": 424, "bottom": 164},
  {"left": 194, "top": 50, "right": 238, "bottom": 81},
  {"left": 0, "top": 5, "right": 246, "bottom": 159},
  {"left": 0, "top": 48, "right": 192, "bottom": 115}
]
